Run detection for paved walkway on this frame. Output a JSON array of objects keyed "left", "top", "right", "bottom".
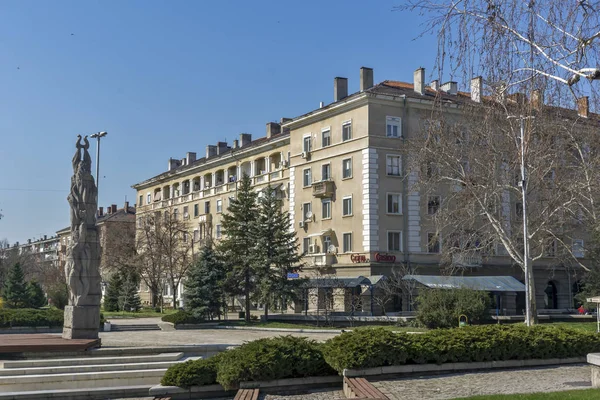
[{"left": 263, "top": 364, "right": 592, "bottom": 400}]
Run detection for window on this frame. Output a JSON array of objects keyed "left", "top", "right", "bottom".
[
  {"left": 303, "top": 168, "right": 312, "bottom": 187},
  {"left": 342, "top": 196, "right": 353, "bottom": 216},
  {"left": 216, "top": 199, "right": 223, "bottom": 213},
  {"left": 183, "top": 206, "right": 189, "bottom": 220},
  {"left": 342, "top": 158, "right": 352, "bottom": 179},
  {"left": 303, "top": 238, "right": 311, "bottom": 254},
  {"left": 342, "top": 122, "right": 352, "bottom": 141},
  {"left": 545, "top": 239, "right": 556, "bottom": 257},
  {"left": 323, "top": 235, "right": 332, "bottom": 252},
  {"left": 193, "top": 230, "right": 199, "bottom": 242},
  {"left": 173, "top": 208, "right": 179, "bottom": 220},
  {"left": 322, "top": 199, "right": 331, "bottom": 219},
  {"left": 302, "top": 202, "right": 312, "bottom": 221},
  {"left": 343, "top": 233, "right": 352, "bottom": 252},
  {"left": 139, "top": 195, "right": 143, "bottom": 206},
  {"left": 194, "top": 204, "right": 199, "bottom": 217},
  {"left": 386, "top": 155, "right": 401, "bottom": 176},
  {"left": 322, "top": 164, "right": 331, "bottom": 181},
  {"left": 216, "top": 224, "right": 222, "bottom": 239},
  {"left": 183, "top": 232, "right": 188, "bottom": 242},
  {"left": 204, "top": 201, "right": 210, "bottom": 214},
  {"left": 146, "top": 193, "right": 151, "bottom": 205},
  {"left": 428, "top": 232, "right": 441, "bottom": 253},
  {"left": 573, "top": 239, "right": 584, "bottom": 258},
  {"left": 387, "top": 193, "right": 402, "bottom": 214},
  {"left": 428, "top": 196, "right": 440, "bottom": 215},
  {"left": 303, "top": 135, "right": 312, "bottom": 152},
  {"left": 322, "top": 129, "right": 331, "bottom": 147},
  {"left": 386, "top": 116, "right": 401, "bottom": 138},
  {"left": 388, "top": 231, "right": 402, "bottom": 252}
]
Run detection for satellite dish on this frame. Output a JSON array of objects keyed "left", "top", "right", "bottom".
[
  {"left": 328, "top": 245, "right": 336, "bottom": 253},
  {"left": 305, "top": 210, "right": 313, "bottom": 220}
]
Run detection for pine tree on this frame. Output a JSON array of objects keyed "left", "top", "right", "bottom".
[
  {"left": 3, "top": 263, "right": 28, "bottom": 308},
  {"left": 252, "top": 185, "right": 304, "bottom": 317},
  {"left": 119, "top": 271, "right": 142, "bottom": 312},
  {"left": 218, "top": 174, "right": 259, "bottom": 322},
  {"left": 25, "top": 280, "right": 46, "bottom": 308},
  {"left": 103, "top": 272, "right": 123, "bottom": 312},
  {"left": 185, "top": 244, "right": 226, "bottom": 320}
]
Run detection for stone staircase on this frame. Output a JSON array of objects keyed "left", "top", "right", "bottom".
[
  {"left": 0, "top": 352, "right": 193, "bottom": 399},
  {"left": 109, "top": 323, "right": 162, "bottom": 332}
]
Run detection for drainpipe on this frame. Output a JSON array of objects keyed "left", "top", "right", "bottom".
[{"left": 400, "top": 95, "right": 411, "bottom": 311}]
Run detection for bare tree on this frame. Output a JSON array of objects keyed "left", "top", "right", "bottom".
[
  {"left": 372, "top": 265, "right": 419, "bottom": 316},
  {"left": 136, "top": 207, "right": 194, "bottom": 308}
]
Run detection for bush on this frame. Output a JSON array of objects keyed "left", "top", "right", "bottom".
[
  {"left": 322, "top": 325, "right": 600, "bottom": 373},
  {"left": 0, "top": 308, "right": 64, "bottom": 328},
  {"left": 161, "top": 310, "right": 205, "bottom": 325},
  {"left": 416, "top": 288, "right": 491, "bottom": 329},
  {"left": 161, "top": 353, "right": 222, "bottom": 388}
]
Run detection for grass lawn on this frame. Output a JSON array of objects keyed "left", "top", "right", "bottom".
[
  {"left": 545, "top": 321, "right": 599, "bottom": 333},
  {"left": 102, "top": 308, "right": 178, "bottom": 318},
  {"left": 218, "top": 320, "right": 426, "bottom": 332},
  {"left": 457, "top": 388, "right": 600, "bottom": 399}
]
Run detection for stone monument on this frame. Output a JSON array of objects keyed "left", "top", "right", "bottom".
[{"left": 63, "top": 135, "right": 102, "bottom": 340}]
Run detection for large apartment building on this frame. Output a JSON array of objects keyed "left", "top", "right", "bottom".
[{"left": 133, "top": 66, "right": 589, "bottom": 315}]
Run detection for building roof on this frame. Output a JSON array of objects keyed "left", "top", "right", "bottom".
[
  {"left": 97, "top": 206, "right": 136, "bottom": 224},
  {"left": 403, "top": 275, "right": 526, "bottom": 292}
]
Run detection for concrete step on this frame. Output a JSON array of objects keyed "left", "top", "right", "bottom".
[
  {"left": 0, "top": 359, "right": 192, "bottom": 376},
  {"left": 0, "top": 368, "right": 168, "bottom": 391},
  {"left": 0, "top": 385, "right": 152, "bottom": 400},
  {"left": 110, "top": 324, "right": 161, "bottom": 331},
  {"left": 0, "top": 352, "right": 183, "bottom": 369}
]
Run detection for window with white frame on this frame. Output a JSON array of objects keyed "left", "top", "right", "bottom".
[
  {"left": 342, "top": 196, "right": 353, "bottom": 216},
  {"left": 322, "top": 129, "right": 331, "bottom": 147},
  {"left": 386, "top": 155, "right": 401, "bottom": 176},
  {"left": 302, "top": 202, "right": 312, "bottom": 221},
  {"left": 183, "top": 206, "right": 189, "bottom": 220},
  {"left": 573, "top": 239, "right": 584, "bottom": 258},
  {"left": 342, "top": 158, "right": 352, "bottom": 179},
  {"left": 302, "top": 237, "right": 311, "bottom": 254},
  {"left": 139, "top": 195, "right": 143, "bottom": 206},
  {"left": 173, "top": 208, "right": 179, "bottom": 220},
  {"left": 216, "top": 224, "right": 222, "bottom": 239},
  {"left": 386, "top": 116, "right": 401, "bottom": 138},
  {"left": 147, "top": 193, "right": 151, "bottom": 204},
  {"left": 342, "top": 121, "right": 352, "bottom": 141},
  {"left": 204, "top": 201, "right": 210, "bottom": 214},
  {"left": 428, "top": 232, "right": 441, "bottom": 253},
  {"left": 216, "top": 199, "right": 223, "bottom": 213},
  {"left": 193, "top": 230, "right": 199, "bottom": 242},
  {"left": 387, "top": 193, "right": 402, "bottom": 214},
  {"left": 194, "top": 203, "right": 199, "bottom": 217},
  {"left": 322, "top": 164, "right": 331, "bottom": 181},
  {"left": 323, "top": 235, "right": 332, "bottom": 252},
  {"left": 303, "top": 168, "right": 312, "bottom": 187},
  {"left": 303, "top": 135, "right": 312, "bottom": 152},
  {"left": 428, "top": 196, "right": 440, "bottom": 215},
  {"left": 183, "top": 232, "right": 188, "bottom": 243},
  {"left": 388, "top": 231, "right": 402, "bottom": 252},
  {"left": 343, "top": 233, "right": 352, "bottom": 252},
  {"left": 322, "top": 199, "right": 331, "bottom": 219}
]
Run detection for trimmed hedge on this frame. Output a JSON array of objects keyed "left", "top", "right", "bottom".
[
  {"left": 161, "top": 310, "right": 204, "bottom": 325},
  {"left": 0, "top": 308, "right": 64, "bottom": 328},
  {"left": 161, "top": 353, "right": 222, "bottom": 387},
  {"left": 322, "top": 325, "right": 600, "bottom": 373}
]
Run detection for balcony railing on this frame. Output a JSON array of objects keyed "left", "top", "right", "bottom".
[
  {"left": 452, "top": 252, "right": 483, "bottom": 267},
  {"left": 269, "top": 170, "right": 283, "bottom": 180},
  {"left": 311, "top": 254, "right": 336, "bottom": 266},
  {"left": 312, "top": 180, "right": 335, "bottom": 198},
  {"left": 215, "top": 184, "right": 225, "bottom": 194}
]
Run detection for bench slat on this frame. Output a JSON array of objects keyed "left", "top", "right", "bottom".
[
  {"left": 357, "top": 377, "right": 386, "bottom": 398},
  {"left": 346, "top": 377, "right": 388, "bottom": 399}
]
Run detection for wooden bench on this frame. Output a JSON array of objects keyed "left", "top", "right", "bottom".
[
  {"left": 234, "top": 388, "right": 259, "bottom": 400},
  {"left": 343, "top": 377, "right": 388, "bottom": 399}
]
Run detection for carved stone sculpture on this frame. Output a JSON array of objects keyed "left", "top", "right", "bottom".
[{"left": 63, "top": 135, "right": 102, "bottom": 340}]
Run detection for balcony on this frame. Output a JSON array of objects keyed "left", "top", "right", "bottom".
[
  {"left": 452, "top": 252, "right": 483, "bottom": 268},
  {"left": 198, "top": 214, "right": 213, "bottom": 224},
  {"left": 312, "top": 180, "right": 335, "bottom": 198},
  {"left": 310, "top": 254, "right": 336, "bottom": 266}
]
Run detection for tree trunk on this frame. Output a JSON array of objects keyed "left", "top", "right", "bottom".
[
  {"left": 527, "top": 269, "right": 538, "bottom": 325},
  {"left": 172, "top": 284, "right": 178, "bottom": 309},
  {"left": 264, "top": 304, "right": 269, "bottom": 319},
  {"left": 245, "top": 269, "right": 251, "bottom": 322},
  {"left": 150, "top": 284, "right": 160, "bottom": 308}
]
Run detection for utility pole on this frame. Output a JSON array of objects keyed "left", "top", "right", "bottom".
[{"left": 90, "top": 132, "right": 108, "bottom": 204}]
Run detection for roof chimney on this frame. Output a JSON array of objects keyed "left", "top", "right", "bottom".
[
  {"left": 441, "top": 81, "right": 458, "bottom": 95},
  {"left": 471, "top": 76, "right": 482, "bottom": 103},
  {"left": 44, "top": 235, "right": 47, "bottom": 240},
  {"left": 266, "top": 122, "right": 281, "bottom": 139},
  {"left": 360, "top": 67, "right": 374, "bottom": 91},
  {"left": 99, "top": 206, "right": 103, "bottom": 216},
  {"left": 206, "top": 145, "right": 217, "bottom": 158},
  {"left": 430, "top": 80, "right": 439, "bottom": 91},
  {"left": 232, "top": 139, "right": 239, "bottom": 149},
  {"left": 414, "top": 67, "right": 425, "bottom": 95},
  {"left": 168, "top": 158, "right": 181, "bottom": 171},
  {"left": 531, "top": 89, "right": 543, "bottom": 110},
  {"left": 186, "top": 152, "right": 196, "bottom": 165},
  {"left": 107, "top": 205, "right": 112, "bottom": 214},
  {"left": 124, "top": 201, "right": 129, "bottom": 211},
  {"left": 111, "top": 204, "right": 117, "bottom": 214},
  {"left": 239, "top": 133, "right": 252, "bottom": 147},
  {"left": 216, "top": 142, "right": 229, "bottom": 155},
  {"left": 578, "top": 96, "right": 589, "bottom": 118},
  {"left": 334, "top": 77, "right": 348, "bottom": 101}
]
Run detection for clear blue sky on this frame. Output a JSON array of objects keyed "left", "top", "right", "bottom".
[{"left": 0, "top": 0, "right": 439, "bottom": 244}]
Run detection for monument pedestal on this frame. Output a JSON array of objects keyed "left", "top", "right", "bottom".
[{"left": 62, "top": 305, "right": 100, "bottom": 340}]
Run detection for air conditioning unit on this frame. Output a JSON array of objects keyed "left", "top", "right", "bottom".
[
  {"left": 301, "top": 151, "right": 308, "bottom": 159},
  {"left": 299, "top": 221, "right": 305, "bottom": 228},
  {"left": 309, "top": 244, "right": 316, "bottom": 254},
  {"left": 280, "top": 160, "right": 288, "bottom": 168}
]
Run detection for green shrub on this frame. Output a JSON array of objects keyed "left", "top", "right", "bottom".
[
  {"left": 161, "top": 310, "right": 204, "bottom": 324},
  {"left": 322, "top": 325, "right": 600, "bottom": 373},
  {"left": 416, "top": 288, "right": 491, "bottom": 329},
  {"left": 216, "top": 336, "right": 335, "bottom": 389},
  {"left": 0, "top": 308, "right": 64, "bottom": 328},
  {"left": 161, "top": 353, "right": 222, "bottom": 388}
]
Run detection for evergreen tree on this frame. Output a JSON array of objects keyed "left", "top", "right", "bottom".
[
  {"left": 119, "top": 271, "right": 142, "bottom": 312},
  {"left": 218, "top": 174, "right": 259, "bottom": 322},
  {"left": 25, "top": 280, "right": 46, "bottom": 308},
  {"left": 3, "top": 263, "right": 28, "bottom": 308},
  {"left": 252, "top": 185, "right": 304, "bottom": 317},
  {"left": 185, "top": 244, "right": 226, "bottom": 320},
  {"left": 103, "top": 272, "right": 123, "bottom": 312}
]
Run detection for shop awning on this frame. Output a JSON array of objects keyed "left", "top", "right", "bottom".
[
  {"left": 403, "top": 275, "right": 525, "bottom": 292},
  {"left": 306, "top": 229, "right": 334, "bottom": 238},
  {"left": 305, "top": 275, "right": 372, "bottom": 288}
]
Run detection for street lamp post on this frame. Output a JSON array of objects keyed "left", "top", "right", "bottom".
[{"left": 90, "top": 131, "right": 108, "bottom": 200}]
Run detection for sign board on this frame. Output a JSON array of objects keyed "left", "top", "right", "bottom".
[
  {"left": 287, "top": 273, "right": 300, "bottom": 279},
  {"left": 374, "top": 253, "right": 396, "bottom": 263},
  {"left": 350, "top": 254, "right": 369, "bottom": 263}
]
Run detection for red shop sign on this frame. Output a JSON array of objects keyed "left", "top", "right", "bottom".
[
  {"left": 350, "top": 254, "right": 368, "bottom": 263},
  {"left": 374, "top": 253, "right": 396, "bottom": 263}
]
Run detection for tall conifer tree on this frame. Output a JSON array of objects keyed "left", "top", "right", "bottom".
[
  {"left": 3, "top": 263, "right": 27, "bottom": 308},
  {"left": 185, "top": 244, "right": 226, "bottom": 320}
]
